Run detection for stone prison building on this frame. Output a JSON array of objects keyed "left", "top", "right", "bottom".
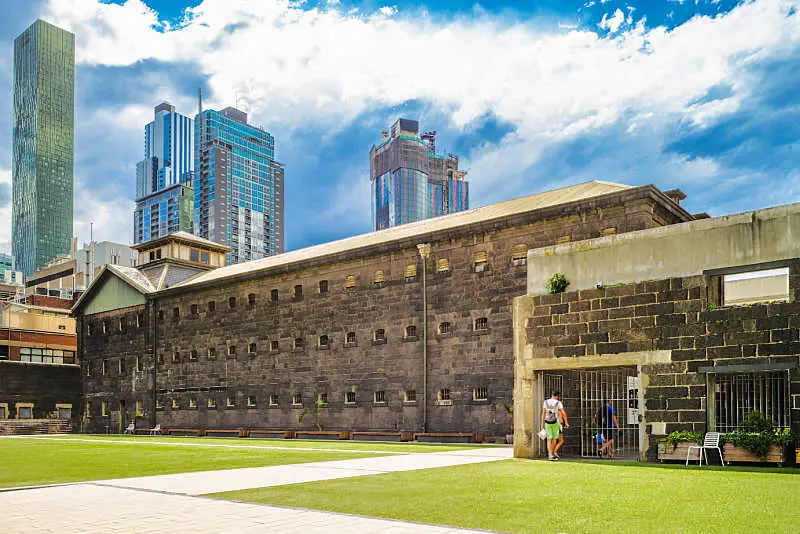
[{"left": 73, "top": 181, "right": 696, "bottom": 440}]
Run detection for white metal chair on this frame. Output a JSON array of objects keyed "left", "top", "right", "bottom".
[
  {"left": 686, "top": 432, "right": 725, "bottom": 466},
  {"left": 123, "top": 422, "right": 135, "bottom": 435},
  {"left": 148, "top": 424, "right": 161, "bottom": 436}
]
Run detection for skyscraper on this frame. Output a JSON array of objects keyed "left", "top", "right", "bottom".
[
  {"left": 195, "top": 106, "right": 284, "bottom": 264},
  {"left": 12, "top": 20, "right": 75, "bottom": 276},
  {"left": 133, "top": 102, "right": 195, "bottom": 244},
  {"left": 370, "top": 118, "right": 469, "bottom": 231}
]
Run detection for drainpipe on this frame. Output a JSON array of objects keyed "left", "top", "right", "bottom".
[{"left": 417, "top": 243, "right": 431, "bottom": 433}]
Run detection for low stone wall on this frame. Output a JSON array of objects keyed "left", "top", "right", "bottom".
[{"left": 0, "top": 419, "right": 72, "bottom": 435}]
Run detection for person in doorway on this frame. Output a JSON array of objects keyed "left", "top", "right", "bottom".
[
  {"left": 597, "top": 399, "right": 619, "bottom": 458},
  {"left": 541, "top": 390, "right": 569, "bottom": 461}
]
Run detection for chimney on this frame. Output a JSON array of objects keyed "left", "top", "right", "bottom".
[{"left": 663, "top": 188, "right": 687, "bottom": 206}]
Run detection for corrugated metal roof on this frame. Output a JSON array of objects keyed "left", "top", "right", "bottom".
[{"left": 170, "top": 180, "right": 631, "bottom": 291}]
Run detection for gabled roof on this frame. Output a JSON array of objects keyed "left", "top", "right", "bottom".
[
  {"left": 170, "top": 180, "right": 637, "bottom": 291},
  {"left": 71, "top": 264, "right": 156, "bottom": 314}
]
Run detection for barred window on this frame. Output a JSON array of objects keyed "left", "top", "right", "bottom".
[
  {"left": 173, "top": 307, "right": 180, "bottom": 319},
  {"left": 171, "top": 399, "right": 179, "bottom": 409},
  {"left": 374, "top": 329, "right": 386, "bottom": 342},
  {"left": 189, "top": 350, "right": 198, "bottom": 362},
  {"left": 437, "top": 258, "right": 450, "bottom": 273},
  {"left": 247, "top": 396, "right": 257, "bottom": 408},
  {"left": 208, "top": 398, "right": 217, "bottom": 409},
  {"left": 374, "top": 391, "right": 386, "bottom": 403},
  {"left": 294, "top": 285, "right": 303, "bottom": 298},
  {"left": 172, "top": 351, "right": 180, "bottom": 363},
  {"left": 319, "top": 280, "right": 328, "bottom": 294},
  {"left": 269, "top": 394, "right": 279, "bottom": 406},
  {"left": 318, "top": 335, "right": 329, "bottom": 348},
  {"left": 474, "top": 317, "right": 488, "bottom": 331},
  {"left": 438, "top": 389, "right": 451, "bottom": 401},
  {"left": 345, "top": 391, "right": 356, "bottom": 404},
  {"left": 473, "top": 387, "right": 488, "bottom": 401},
  {"left": 373, "top": 270, "right": 386, "bottom": 285},
  {"left": 346, "top": 332, "right": 357, "bottom": 344},
  {"left": 345, "top": 275, "right": 356, "bottom": 289},
  {"left": 226, "top": 396, "right": 236, "bottom": 408},
  {"left": 271, "top": 289, "right": 279, "bottom": 302},
  {"left": 292, "top": 393, "right": 303, "bottom": 406},
  {"left": 405, "top": 325, "right": 417, "bottom": 338},
  {"left": 317, "top": 392, "right": 328, "bottom": 404},
  {"left": 248, "top": 343, "right": 257, "bottom": 354},
  {"left": 511, "top": 244, "right": 527, "bottom": 265},
  {"left": 207, "top": 348, "right": 216, "bottom": 360},
  {"left": 248, "top": 293, "right": 256, "bottom": 306},
  {"left": 271, "top": 340, "right": 280, "bottom": 352},
  {"left": 405, "top": 264, "right": 417, "bottom": 282},
  {"left": 228, "top": 345, "right": 236, "bottom": 357},
  {"left": 229, "top": 296, "right": 237, "bottom": 309},
  {"left": 189, "top": 398, "right": 197, "bottom": 409},
  {"left": 136, "top": 356, "right": 144, "bottom": 371},
  {"left": 404, "top": 390, "right": 417, "bottom": 403},
  {"left": 473, "top": 251, "right": 488, "bottom": 271},
  {"left": 438, "top": 322, "right": 451, "bottom": 335},
  {"left": 190, "top": 304, "right": 198, "bottom": 315},
  {"left": 294, "top": 338, "right": 304, "bottom": 350},
  {"left": 208, "top": 301, "right": 216, "bottom": 313}
]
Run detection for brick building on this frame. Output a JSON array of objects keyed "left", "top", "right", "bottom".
[
  {"left": 514, "top": 203, "right": 800, "bottom": 460},
  {"left": 0, "top": 300, "right": 79, "bottom": 427},
  {"left": 72, "top": 181, "right": 693, "bottom": 437}
]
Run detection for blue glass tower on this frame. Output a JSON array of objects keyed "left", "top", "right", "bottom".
[
  {"left": 194, "top": 107, "right": 284, "bottom": 264},
  {"left": 133, "top": 102, "right": 195, "bottom": 244},
  {"left": 370, "top": 119, "right": 469, "bottom": 231}
]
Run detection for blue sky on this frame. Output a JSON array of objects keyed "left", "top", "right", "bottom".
[{"left": 0, "top": 0, "right": 799, "bottom": 254}]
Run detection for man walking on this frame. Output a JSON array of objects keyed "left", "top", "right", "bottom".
[
  {"left": 598, "top": 399, "right": 620, "bottom": 458},
  {"left": 541, "top": 390, "right": 569, "bottom": 461}
]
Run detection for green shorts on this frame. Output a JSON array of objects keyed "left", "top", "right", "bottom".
[{"left": 545, "top": 422, "right": 560, "bottom": 440}]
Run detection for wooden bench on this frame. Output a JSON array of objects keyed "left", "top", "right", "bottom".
[
  {"left": 206, "top": 429, "right": 248, "bottom": 438},
  {"left": 414, "top": 432, "right": 475, "bottom": 444},
  {"left": 295, "top": 431, "right": 351, "bottom": 440},
  {"left": 166, "top": 428, "right": 204, "bottom": 437},
  {"left": 249, "top": 430, "right": 294, "bottom": 440},
  {"left": 351, "top": 431, "right": 413, "bottom": 442}
]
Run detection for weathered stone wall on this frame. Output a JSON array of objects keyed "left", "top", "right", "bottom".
[
  {"left": 0, "top": 361, "right": 81, "bottom": 426},
  {"left": 81, "top": 188, "right": 690, "bottom": 438},
  {"left": 79, "top": 305, "right": 152, "bottom": 433},
  {"left": 518, "top": 268, "right": 800, "bottom": 459}
]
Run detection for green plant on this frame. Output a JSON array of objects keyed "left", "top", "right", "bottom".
[
  {"left": 706, "top": 302, "right": 717, "bottom": 311},
  {"left": 546, "top": 273, "right": 569, "bottom": 294},
  {"left": 298, "top": 399, "right": 325, "bottom": 431},
  {"left": 663, "top": 430, "right": 702, "bottom": 447},
  {"left": 723, "top": 411, "right": 794, "bottom": 459}
]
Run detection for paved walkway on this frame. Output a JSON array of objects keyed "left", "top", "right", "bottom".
[{"left": 2, "top": 446, "right": 512, "bottom": 533}]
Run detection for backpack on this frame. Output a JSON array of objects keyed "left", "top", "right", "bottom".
[{"left": 544, "top": 399, "right": 559, "bottom": 424}]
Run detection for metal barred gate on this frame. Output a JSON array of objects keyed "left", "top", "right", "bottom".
[
  {"left": 540, "top": 367, "right": 641, "bottom": 460},
  {"left": 579, "top": 368, "right": 639, "bottom": 459}
]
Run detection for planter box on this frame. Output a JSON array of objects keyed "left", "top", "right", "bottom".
[
  {"left": 414, "top": 432, "right": 474, "bottom": 444},
  {"left": 658, "top": 442, "right": 701, "bottom": 462},
  {"left": 250, "top": 430, "right": 294, "bottom": 440},
  {"left": 352, "top": 431, "right": 413, "bottom": 442},
  {"left": 296, "top": 431, "right": 350, "bottom": 440},
  {"left": 723, "top": 443, "right": 787, "bottom": 465}
]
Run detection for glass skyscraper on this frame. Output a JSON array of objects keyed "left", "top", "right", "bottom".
[
  {"left": 194, "top": 107, "right": 284, "bottom": 264},
  {"left": 370, "top": 118, "right": 469, "bottom": 231},
  {"left": 12, "top": 20, "right": 75, "bottom": 276},
  {"left": 133, "top": 102, "right": 195, "bottom": 243}
]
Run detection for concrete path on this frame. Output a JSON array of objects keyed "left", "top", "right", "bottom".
[
  {"left": 97, "top": 446, "right": 512, "bottom": 495},
  {"left": 1, "top": 446, "right": 512, "bottom": 533},
  {"left": 1, "top": 484, "right": 488, "bottom": 533}
]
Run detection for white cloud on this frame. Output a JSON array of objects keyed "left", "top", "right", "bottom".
[{"left": 39, "top": 0, "right": 800, "bottom": 242}]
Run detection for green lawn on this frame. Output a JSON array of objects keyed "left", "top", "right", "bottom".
[
  {"left": 214, "top": 459, "right": 800, "bottom": 533},
  {"left": 0, "top": 437, "right": 385, "bottom": 488}
]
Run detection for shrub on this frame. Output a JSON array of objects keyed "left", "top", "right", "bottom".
[
  {"left": 724, "top": 411, "right": 795, "bottom": 459},
  {"left": 546, "top": 273, "right": 569, "bottom": 294},
  {"left": 664, "top": 430, "right": 702, "bottom": 447}
]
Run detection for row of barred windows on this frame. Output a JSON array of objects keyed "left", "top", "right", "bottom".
[{"left": 150, "top": 388, "right": 490, "bottom": 410}]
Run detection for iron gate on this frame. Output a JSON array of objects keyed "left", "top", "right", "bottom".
[{"left": 579, "top": 368, "right": 639, "bottom": 459}]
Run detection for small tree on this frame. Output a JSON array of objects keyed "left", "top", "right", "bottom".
[{"left": 298, "top": 399, "right": 325, "bottom": 431}]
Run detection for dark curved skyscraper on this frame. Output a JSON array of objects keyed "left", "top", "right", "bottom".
[{"left": 12, "top": 20, "right": 75, "bottom": 276}]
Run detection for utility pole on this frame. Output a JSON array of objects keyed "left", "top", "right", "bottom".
[{"left": 417, "top": 243, "right": 431, "bottom": 433}]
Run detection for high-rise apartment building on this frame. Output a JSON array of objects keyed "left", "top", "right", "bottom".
[
  {"left": 195, "top": 107, "right": 284, "bottom": 264},
  {"left": 370, "top": 118, "right": 468, "bottom": 231},
  {"left": 12, "top": 20, "right": 75, "bottom": 276},
  {"left": 133, "top": 102, "right": 195, "bottom": 244}
]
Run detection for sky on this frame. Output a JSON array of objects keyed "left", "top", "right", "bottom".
[{"left": 0, "top": 0, "right": 799, "bottom": 255}]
